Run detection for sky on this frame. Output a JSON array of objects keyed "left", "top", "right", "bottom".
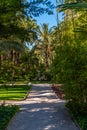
[{"left": 35, "top": 0, "right": 63, "bottom": 28}]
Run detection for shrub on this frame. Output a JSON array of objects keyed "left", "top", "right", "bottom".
[
  {"left": 0, "top": 105, "right": 19, "bottom": 130},
  {"left": 51, "top": 43, "right": 87, "bottom": 104}
]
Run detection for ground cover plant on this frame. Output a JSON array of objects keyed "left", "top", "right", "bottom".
[
  {"left": 66, "top": 102, "right": 87, "bottom": 130},
  {"left": 0, "top": 105, "right": 19, "bottom": 130},
  {"left": 0, "top": 85, "right": 31, "bottom": 100}
]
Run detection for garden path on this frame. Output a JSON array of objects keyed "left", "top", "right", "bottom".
[{"left": 7, "top": 84, "right": 80, "bottom": 130}]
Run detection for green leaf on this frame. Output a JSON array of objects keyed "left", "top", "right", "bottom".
[{"left": 57, "top": 2, "right": 87, "bottom": 12}]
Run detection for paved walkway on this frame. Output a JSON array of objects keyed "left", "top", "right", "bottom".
[{"left": 7, "top": 84, "right": 79, "bottom": 130}]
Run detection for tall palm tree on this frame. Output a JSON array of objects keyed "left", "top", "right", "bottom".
[{"left": 37, "top": 24, "right": 54, "bottom": 69}]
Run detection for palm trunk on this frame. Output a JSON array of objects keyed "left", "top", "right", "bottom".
[{"left": 45, "top": 44, "right": 49, "bottom": 69}]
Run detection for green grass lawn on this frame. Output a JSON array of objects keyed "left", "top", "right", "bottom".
[{"left": 0, "top": 85, "right": 31, "bottom": 100}]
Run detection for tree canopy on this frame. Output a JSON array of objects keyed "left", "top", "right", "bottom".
[{"left": 0, "top": 0, "right": 54, "bottom": 40}]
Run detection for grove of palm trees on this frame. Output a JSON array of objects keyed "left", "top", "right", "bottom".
[{"left": 0, "top": 0, "right": 87, "bottom": 130}]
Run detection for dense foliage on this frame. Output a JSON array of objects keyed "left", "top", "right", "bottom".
[
  {"left": 66, "top": 101, "right": 87, "bottom": 130},
  {"left": 52, "top": 43, "right": 87, "bottom": 103},
  {"left": 0, "top": 0, "right": 53, "bottom": 39},
  {"left": 0, "top": 0, "right": 54, "bottom": 83},
  {"left": 0, "top": 105, "right": 19, "bottom": 130}
]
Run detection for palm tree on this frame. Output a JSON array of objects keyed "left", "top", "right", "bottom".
[
  {"left": 37, "top": 24, "right": 54, "bottom": 69},
  {"left": 58, "top": 2, "right": 87, "bottom": 11}
]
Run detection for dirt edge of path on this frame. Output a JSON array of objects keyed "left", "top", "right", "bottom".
[{"left": 51, "top": 84, "right": 65, "bottom": 99}]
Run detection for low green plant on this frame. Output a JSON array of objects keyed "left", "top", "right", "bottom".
[
  {"left": 66, "top": 101, "right": 87, "bottom": 130},
  {"left": 0, "top": 105, "right": 19, "bottom": 130}
]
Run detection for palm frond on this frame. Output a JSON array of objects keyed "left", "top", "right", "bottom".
[
  {"left": 57, "top": 2, "right": 87, "bottom": 12},
  {"left": 0, "top": 40, "right": 25, "bottom": 52}
]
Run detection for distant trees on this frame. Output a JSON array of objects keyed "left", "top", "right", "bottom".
[{"left": 0, "top": 0, "right": 54, "bottom": 83}]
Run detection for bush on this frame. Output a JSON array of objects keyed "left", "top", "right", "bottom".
[
  {"left": 51, "top": 43, "right": 87, "bottom": 104},
  {"left": 0, "top": 105, "right": 19, "bottom": 130},
  {"left": 66, "top": 101, "right": 87, "bottom": 130}
]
